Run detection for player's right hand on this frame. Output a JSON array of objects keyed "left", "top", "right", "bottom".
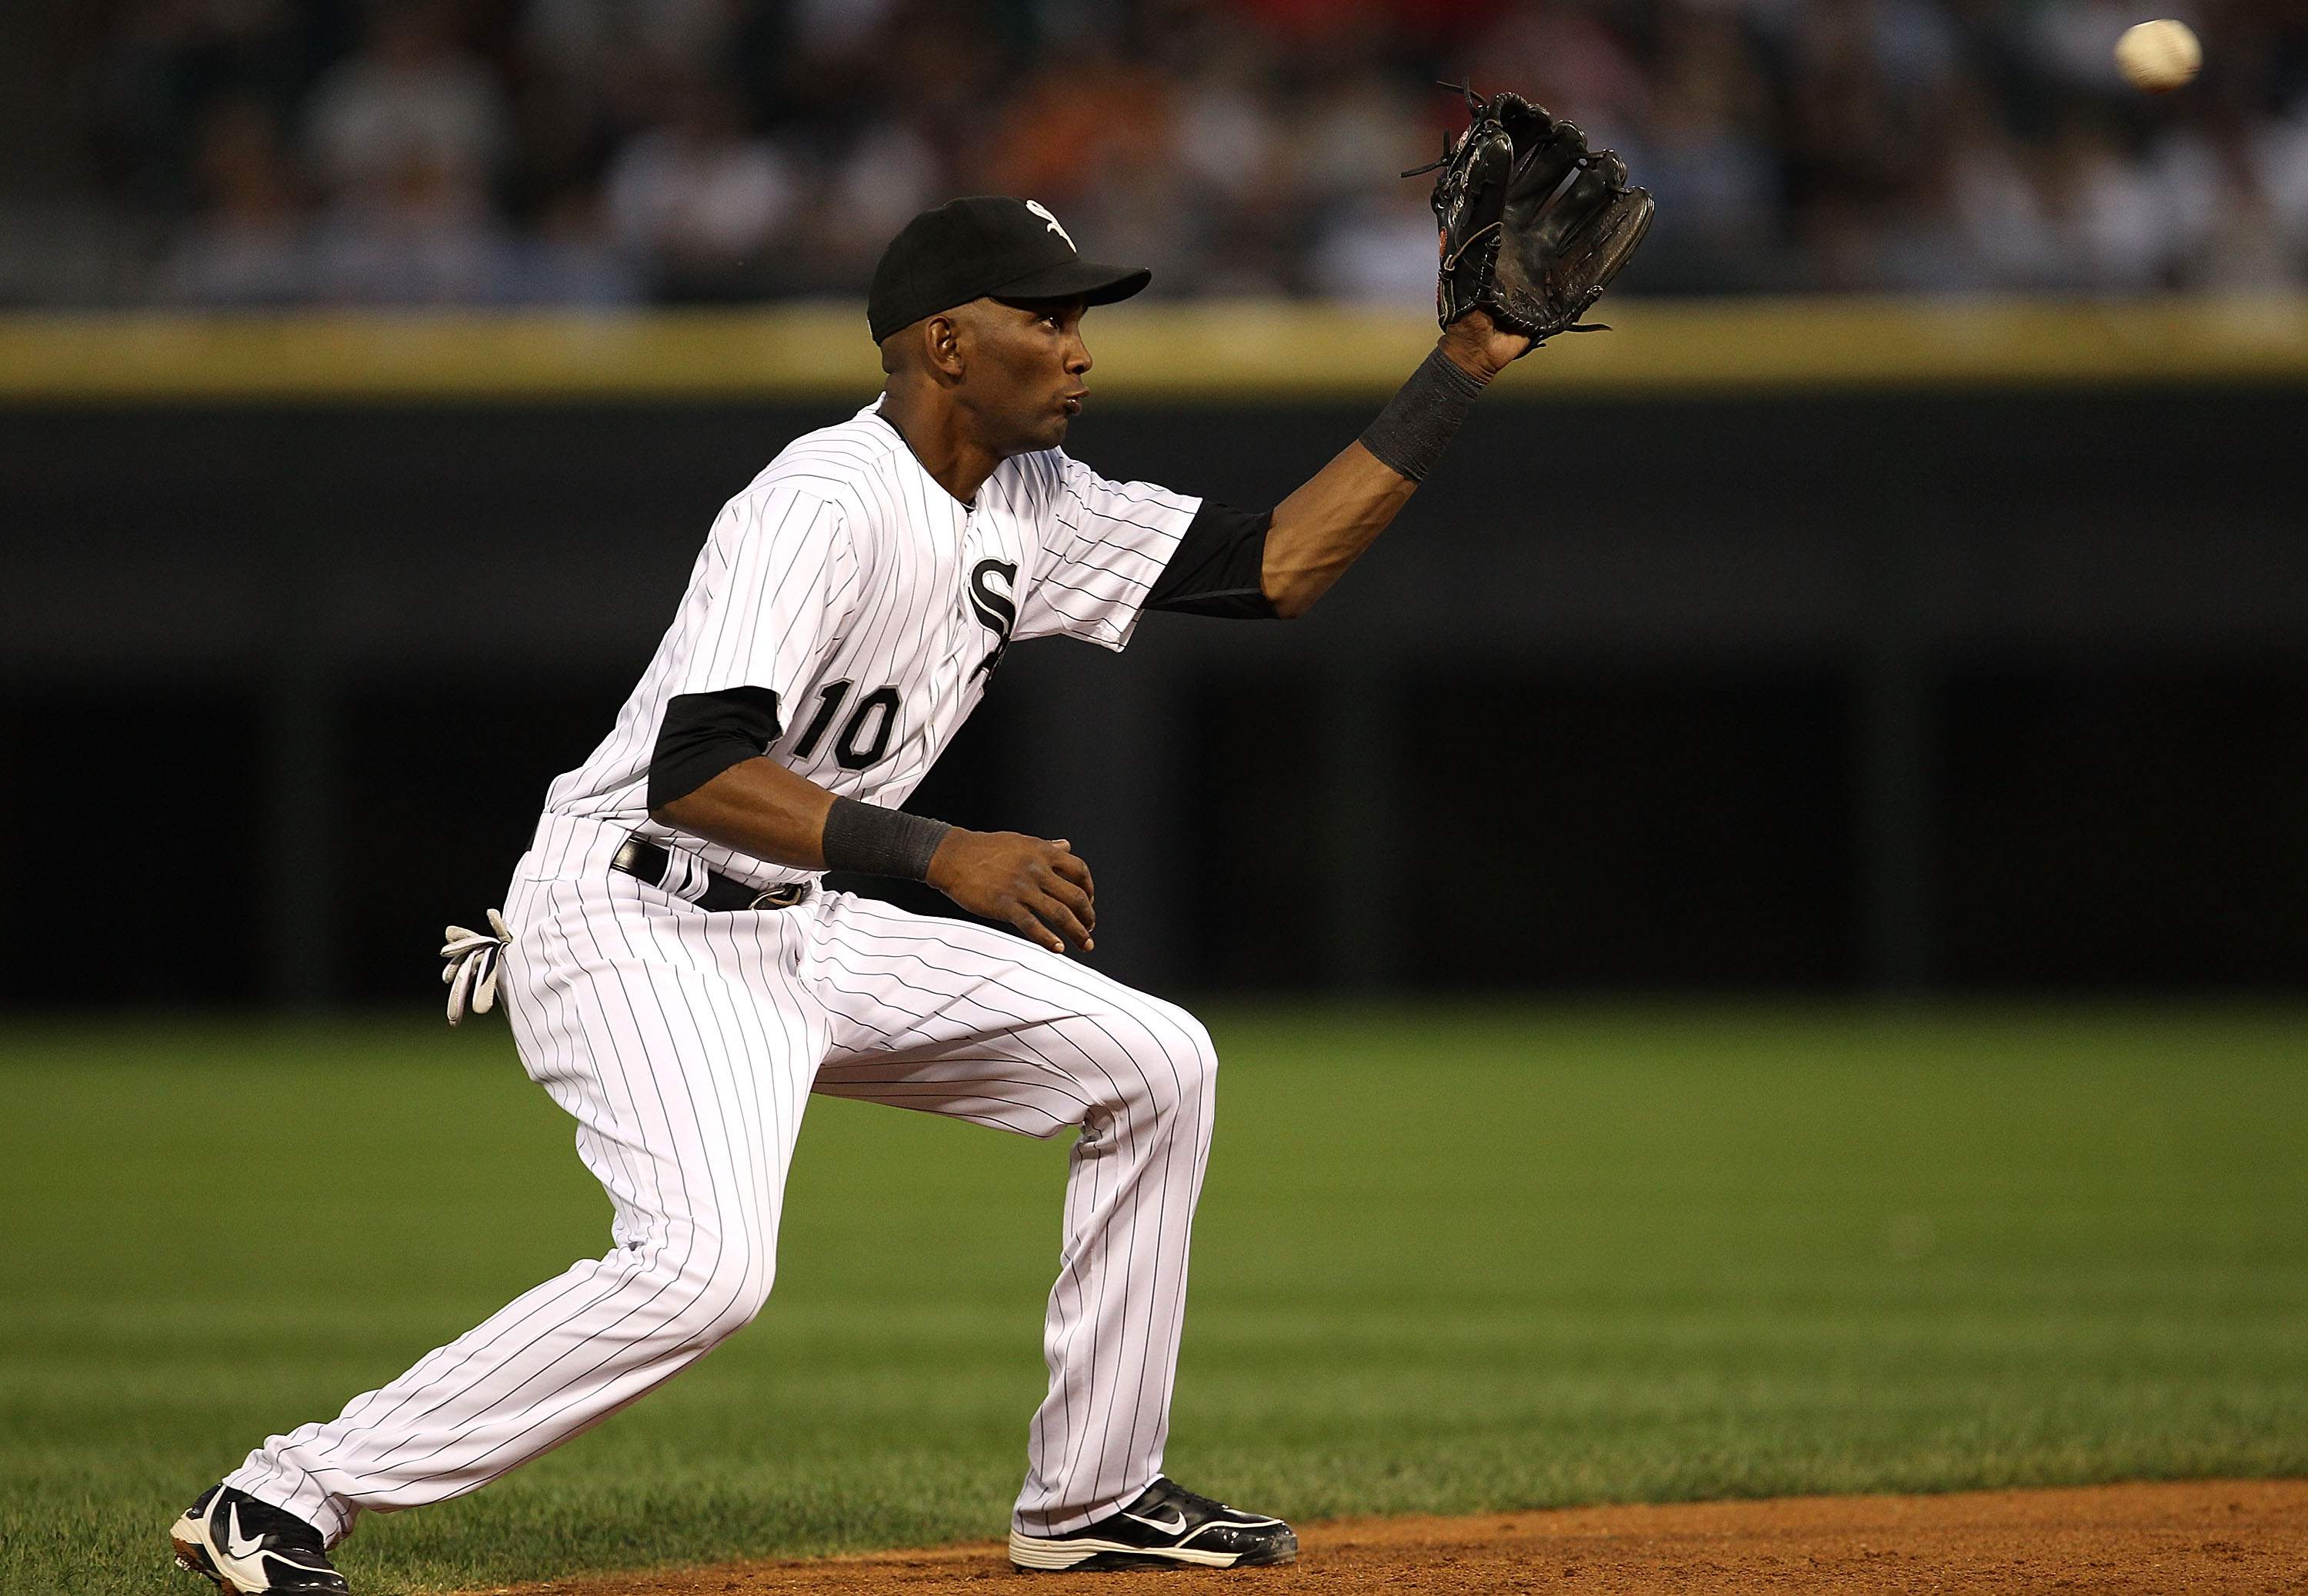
[{"left": 926, "top": 830, "right": 1096, "bottom": 955}]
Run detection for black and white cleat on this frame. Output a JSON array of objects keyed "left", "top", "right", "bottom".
[
  {"left": 1009, "top": 1477, "right": 1299, "bottom": 1572},
  {"left": 170, "top": 1485, "right": 350, "bottom": 1594}
]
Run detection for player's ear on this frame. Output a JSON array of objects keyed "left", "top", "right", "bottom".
[{"left": 923, "top": 312, "right": 967, "bottom": 380}]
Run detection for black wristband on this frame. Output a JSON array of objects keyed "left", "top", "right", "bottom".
[
  {"left": 821, "top": 796, "right": 952, "bottom": 881},
  {"left": 1357, "top": 345, "right": 1489, "bottom": 482}
]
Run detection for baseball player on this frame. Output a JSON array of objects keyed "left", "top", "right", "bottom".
[{"left": 171, "top": 102, "right": 1648, "bottom": 1596}]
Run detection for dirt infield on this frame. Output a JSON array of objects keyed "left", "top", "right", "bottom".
[{"left": 462, "top": 1478, "right": 2308, "bottom": 1594}]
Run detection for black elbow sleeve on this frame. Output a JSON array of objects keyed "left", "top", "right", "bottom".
[
  {"left": 646, "top": 687, "right": 785, "bottom": 813},
  {"left": 1146, "top": 500, "right": 1278, "bottom": 619}
]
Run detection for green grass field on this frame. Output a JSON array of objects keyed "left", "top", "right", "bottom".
[{"left": 3, "top": 1007, "right": 2304, "bottom": 1595}]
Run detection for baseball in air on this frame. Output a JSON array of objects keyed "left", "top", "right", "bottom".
[{"left": 2116, "top": 18, "right": 2201, "bottom": 93}]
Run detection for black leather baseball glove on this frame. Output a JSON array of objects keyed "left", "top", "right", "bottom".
[{"left": 1421, "top": 88, "right": 1654, "bottom": 345}]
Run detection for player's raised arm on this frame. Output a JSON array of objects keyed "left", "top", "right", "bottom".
[
  {"left": 1261, "top": 88, "right": 1653, "bottom": 621},
  {"left": 1260, "top": 310, "right": 1526, "bottom": 618}
]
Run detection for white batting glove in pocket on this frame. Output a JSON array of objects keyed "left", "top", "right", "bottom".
[{"left": 441, "top": 909, "right": 513, "bottom": 1025}]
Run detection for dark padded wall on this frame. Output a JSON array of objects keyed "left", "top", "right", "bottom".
[{"left": 4, "top": 388, "right": 2304, "bottom": 1005}]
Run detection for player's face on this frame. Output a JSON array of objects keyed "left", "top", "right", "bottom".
[{"left": 967, "top": 296, "right": 1092, "bottom": 455}]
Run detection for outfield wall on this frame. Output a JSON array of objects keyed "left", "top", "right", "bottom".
[{"left": 5, "top": 300, "right": 2306, "bottom": 1007}]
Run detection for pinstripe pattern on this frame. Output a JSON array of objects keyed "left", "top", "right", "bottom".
[
  {"left": 540, "top": 403, "right": 1198, "bottom": 891},
  {"left": 806, "top": 890, "right": 1215, "bottom": 1534},
  {"left": 223, "top": 411, "right": 1219, "bottom": 1549}
]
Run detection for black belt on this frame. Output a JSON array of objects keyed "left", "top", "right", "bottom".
[{"left": 611, "top": 837, "right": 812, "bottom": 912}]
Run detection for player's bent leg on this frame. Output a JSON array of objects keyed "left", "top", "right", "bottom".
[
  {"left": 802, "top": 892, "right": 1282, "bottom": 1553},
  {"left": 200, "top": 875, "right": 819, "bottom": 1556}
]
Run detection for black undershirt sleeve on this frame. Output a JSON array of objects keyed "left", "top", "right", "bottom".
[
  {"left": 646, "top": 686, "right": 785, "bottom": 813},
  {"left": 1144, "top": 499, "right": 1279, "bottom": 619}
]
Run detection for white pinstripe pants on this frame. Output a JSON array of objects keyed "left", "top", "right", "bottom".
[{"left": 226, "top": 831, "right": 1217, "bottom": 1546}]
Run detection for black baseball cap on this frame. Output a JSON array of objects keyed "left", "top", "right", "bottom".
[{"left": 867, "top": 196, "right": 1151, "bottom": 344}]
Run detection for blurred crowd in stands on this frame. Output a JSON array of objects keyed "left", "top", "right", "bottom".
[{"left": 25, "top": 0, "right": 2308, "bottom": 305}]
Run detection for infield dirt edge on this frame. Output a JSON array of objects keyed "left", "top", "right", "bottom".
[{"left": 449, "top": 1476, "right": 2308, "bottom": 1594}]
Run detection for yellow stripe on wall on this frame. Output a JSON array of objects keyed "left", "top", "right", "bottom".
[{"left": 5, "top": 296, "right": 2308, "bottom": 403}]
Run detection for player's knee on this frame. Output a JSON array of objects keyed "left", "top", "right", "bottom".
[
  {"left": 1131, "top": 998, "right": 1219, "bottom": 1118},
  {"left": 1178, "top": 1008, "right": 1220, "bottom": 1089},
  {"left": 679, "top": 1264, "right": 775, "bottom": 1344},
  {"left": 662, "top": 1224, "right": 779, "bottom": 1344}
]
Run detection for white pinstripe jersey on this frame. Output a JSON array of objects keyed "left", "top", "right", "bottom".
[{"left": 543, "top": 400, "right": 1200, "bottom": 888}]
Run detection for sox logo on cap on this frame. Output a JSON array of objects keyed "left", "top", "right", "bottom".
[{"left": 1026, "top": 198, "right": 1076, "bottom": 250}]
